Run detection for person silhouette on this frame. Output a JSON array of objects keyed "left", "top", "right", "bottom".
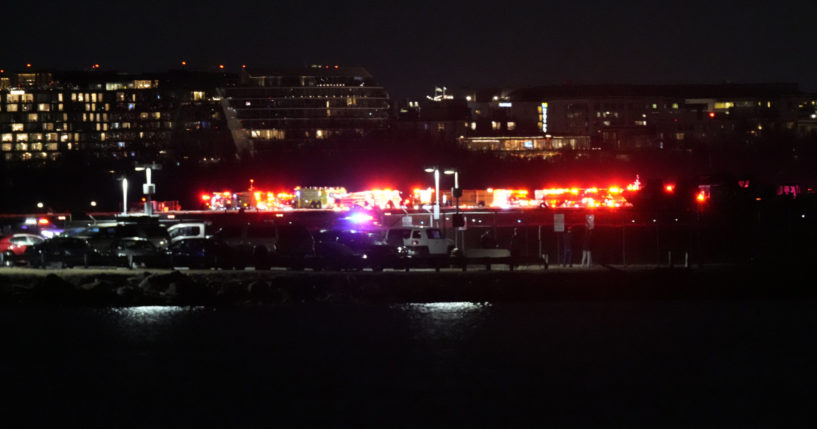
[{"left": 562, "top": 226, "right": 573, "bottom": 267}]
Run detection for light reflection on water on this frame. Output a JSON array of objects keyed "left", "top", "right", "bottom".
[
  {"left": 112, "top": 306, "right": 205, "bottom": 323},
  {"left": 395, "top": 302, "right": 492, "bottom": 340},
  {"left": 402, "top": 301, "right": 489, "bottom": 316}
]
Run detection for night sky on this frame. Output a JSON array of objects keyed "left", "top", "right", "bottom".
[{"left": 4, "top": 0, "right": 817, "bottom": 98}]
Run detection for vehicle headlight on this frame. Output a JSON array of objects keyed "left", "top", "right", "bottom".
[{"left": 362, "top": 254, "right": 368, "bottom": 259}]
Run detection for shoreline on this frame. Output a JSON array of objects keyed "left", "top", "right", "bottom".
[{"left": 1, "top": 264, "right": 814, "bottom": 306}]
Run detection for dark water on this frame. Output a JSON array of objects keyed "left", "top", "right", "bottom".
[{"left": 2, "top": 300, "right": 816, "bottom": 427}]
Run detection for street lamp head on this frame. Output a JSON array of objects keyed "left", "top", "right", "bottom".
[
  {"left": 424, "top": 168, "right": 436, "bottom": 173},
  {"left": 36, "top": 202, "right": 44, "bottom": 209},
  {"left": 444, "top": 170, "right": 457, "bottom": 175}
]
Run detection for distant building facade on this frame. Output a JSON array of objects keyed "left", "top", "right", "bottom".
[
  {"left": 0, "top": 69, "right": 231, "bottom": 163},
  {"left": 466, "top": 83, "right": 817, "bottom": 151},
  {"left": 220, "top": 65, "right": 390, "bottom": 157}
]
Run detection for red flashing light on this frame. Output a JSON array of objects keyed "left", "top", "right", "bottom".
[
  {"left": 708, "top": 112, "right": 716, "bottom": 118},
  {"left": 665, "top": 184, "right": 675, "bottom": 193},
  {"left": 26, "top": 63, "right": 31, "bottom": 68},
  {"left": 219, "top": 64, "right": 224, "bottom": 69},
  {"left": 241, "top": 64, "right": 246, "bottom": 69},
  {"left": 201, "top": 194, "right": 211, "bottom": 201},
  {"left": 38, "top": 218, "right": 49, "bottom": 225},
  {"left": 181, "top": 60, "right": 187, "bottom": 66},
  {"left": 334, "top": 65, "right": 339, "bottom": 69},
  {"left": 696, "top": 191, "right": 707, "bottom": 203}
]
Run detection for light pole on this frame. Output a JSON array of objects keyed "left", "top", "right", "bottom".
[
  {"left": 444, "top": 169, "right": 461, "bottom": 249},
  {"left": 424, "top": 167, "right": 440, "bottom": 226},
  {"left": 135, "top": 163, "right": 161, "bottom": 216},
  {"left": 444, "top": 169, "right": 459, "bottom": 189},
  {"left": 121, "top": 178, "right": 128, "bottom": 215}
]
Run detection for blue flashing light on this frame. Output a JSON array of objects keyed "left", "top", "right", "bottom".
[{"left": 345, "top": 212, "right": 374, "bottom": 224}]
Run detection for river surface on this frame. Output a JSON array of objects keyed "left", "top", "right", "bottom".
[{"left": 2, "top": 300, "right": 816, "bottom": 427}]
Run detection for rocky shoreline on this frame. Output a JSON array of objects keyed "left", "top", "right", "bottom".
[{"left": 0, "top": 265, "right": 814, "bottom": 306}]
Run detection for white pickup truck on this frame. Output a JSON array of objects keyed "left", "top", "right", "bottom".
[{"left": 374, "top": 227, "right": 454, "bottom": 257}]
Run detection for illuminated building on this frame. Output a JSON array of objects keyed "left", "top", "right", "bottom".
[
  {"left": 219, "top": 65, "right": 390, "bottom": 157},
  {"left": 430, "top": 83, "right": 815, "bottom": 153},
  {"left": 459, "top": 135, "right": 590, "bottom": 159},
  {"left": 0, "top": 69, "right": 231, "bottom": 163},
  {"left": 508, "top": 83, "right": 815, "bottom": 150}
]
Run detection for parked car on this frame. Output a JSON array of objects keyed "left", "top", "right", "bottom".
[
  {"left": 166, "top": 238, "right": 236, "bottom": 269},
  {"left": 69, "top": 222, "right": 170, "bottom": 252},
  {"left": 373, "top": 227, "right": 453, "bottom": 258},
  {"left": 0, "top": 233, "right": 45, "bottom": 266},
  {"left": 314, "top": 229, "right": 398, "bottom": 270},
  {"left": 103, "top": 237, "right": 163, "bottom": 268},
  {"left": 24, "top": 237, "right": 102, "bottom": 269}
]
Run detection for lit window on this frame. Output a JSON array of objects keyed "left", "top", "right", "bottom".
[
  {"left": 470, "top": 122, "right": 477, "bottom": 130},
  {"left": 1, "top": 143, "right": 11, "bottom": 151},
  {"left": 12, "top": 123, "right": 23, "bottom": 132},
  {"left": 31, "top": 142, "right": 43, "bottom": 151},
  {"left": 1, "top": 134, "right": 11, "bottom": 142},
  {"left": 27, "top": 113, "right": 38, "bottom": 121},
  {"left": 47, "top": 143, "right": 58, "bottom": 151},
  {"left": 507, "top": 121, "right": 516, "bottom": 131},
  {"left": 491, "top": 121, "right": 500, "bottom": 130},
  {"left": 6, "top": 104, "right": 18, "bottom": 112},
  {"left": 71, "top": 93, "right": 77, "bottom": 101},
  {"left": 37, "top": 103, "right": 50, "bottom": 111},
  {"left": 192, "top": 91, "right": 205, "bottom": 101}
]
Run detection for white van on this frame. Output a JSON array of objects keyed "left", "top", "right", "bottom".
[{"left": 375, "top": 227, "right": 453, "bottom": 257}]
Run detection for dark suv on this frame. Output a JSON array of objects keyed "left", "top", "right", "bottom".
[{"left": 214, "top": 222, "right": 314, "bottom": 269}]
